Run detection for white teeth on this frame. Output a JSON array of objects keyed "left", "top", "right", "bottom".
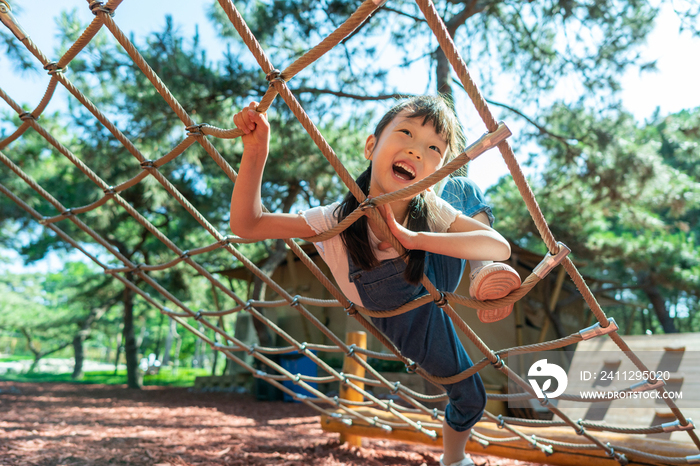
[{"left": 394, "top": 162, "right": 415, "bottom": 177}]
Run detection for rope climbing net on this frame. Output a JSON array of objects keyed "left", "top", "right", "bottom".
[{"left": 1, "top": 0, "right": 698, "bottom": 464}]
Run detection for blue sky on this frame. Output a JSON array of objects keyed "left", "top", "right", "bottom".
[{"left": 1, "top": 0, "right": 699, "bottom": 273}]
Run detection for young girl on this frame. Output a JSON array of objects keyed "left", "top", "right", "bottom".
[{"left": 231, "top": 96, "right": 520, "bottom": 466}]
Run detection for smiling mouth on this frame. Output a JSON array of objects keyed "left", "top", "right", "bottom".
[{"left": 392, "top": 162, "right": 416, "bottom": 181}]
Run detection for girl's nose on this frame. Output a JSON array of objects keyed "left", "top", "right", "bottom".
[{"left": 407, "top": 148, "right": 421, "bottom": 160}]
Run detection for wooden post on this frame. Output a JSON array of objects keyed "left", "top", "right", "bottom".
[{"left": 338, "top": 331, "right": 367, "bottom": 447}]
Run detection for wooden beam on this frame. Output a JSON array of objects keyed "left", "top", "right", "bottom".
[{"left": 321, "top": 407, "right": 698, "bottom": 466}]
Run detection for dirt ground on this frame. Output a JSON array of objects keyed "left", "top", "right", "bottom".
[{"left": 0, "top": 381, "right": 549, "bottom": 466}]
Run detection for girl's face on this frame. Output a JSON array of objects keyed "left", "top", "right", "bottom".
[{"left": 365, "top": 111, "right": 449, "bottom": 199}]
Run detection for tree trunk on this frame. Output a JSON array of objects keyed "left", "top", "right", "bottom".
[
  {"left": 642, "top": 275, "right": 677, "bottom": 334},
  {"left": 28, "top": 357, "right": 40, "bottom": 374},
  {"left": 114, "top": 327, "right": 123, "bottom": 375},
  {"left": 122, "top": 279, "right": 142, "bottom": 389},
  {"left": 72, "top": 303, "right": 110, "bottom": 380},
  {"left": 436, "top": 47, "right": 453, "bottom": 98},
  {"left": 161, "top": 318, "right": 177, "bottom": 367},
  {"left": 72, "top": 334, "right": 85, "bottom": 379}
]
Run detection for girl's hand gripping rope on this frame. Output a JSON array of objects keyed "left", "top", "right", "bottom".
[
  {"left": 233, "top": 101, "right": 270, "bottom": 157},
  {"left": 369, "top": 197, "right": 418, "bottom": 252}
]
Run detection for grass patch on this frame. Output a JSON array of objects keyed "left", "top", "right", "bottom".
[
  {"left": 0, "top": 367, "right": 210, "bottom": 387},
  {"left": 0, "top": 355, "right": 33, "bottom": 362}
]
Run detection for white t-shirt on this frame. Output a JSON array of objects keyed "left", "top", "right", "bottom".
[{"left": 300, "top": 191, "right": 460, "bottom": 306}]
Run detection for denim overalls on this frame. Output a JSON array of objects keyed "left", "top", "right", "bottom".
[{"left": 348, "top": 177, "right": 493, "bottom": 432}]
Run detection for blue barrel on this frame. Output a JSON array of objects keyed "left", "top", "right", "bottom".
[{"left": 280, "top": 350, "right": 318, "bottom": 402}]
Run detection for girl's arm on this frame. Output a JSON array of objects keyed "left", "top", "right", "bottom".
[
  {"left": 230, "top": 102, "right": 316, "bottom": 240},
  {"left": 378, "top": 204, "right": 511, "bottom": 261}
]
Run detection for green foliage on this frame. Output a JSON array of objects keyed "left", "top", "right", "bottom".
[
  {"left": 489, "top": 106, "right": 700, "bottom": 332},
  {"left": 0, "top": 261, "right": 121, "bottom": 361}
]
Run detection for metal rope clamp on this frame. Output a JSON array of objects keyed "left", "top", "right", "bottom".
[
  {"left": 533, "top": 242, "right": 571, "bottom": 279},
  {"left": 358, "top": 197, "right": 376, "bottom": 211},
  {"left": 89, "top": 1, "right": 114, "bottom": 16},
  {"left": 434, "top": 292, "right": 448, "bottom": 308},
  {"left": 19, "top": 112, "right": 36, "bottom": 121},
  {"left": 194, "top": 310, "right": 203, "bottom": 321},
  {"left": 579, "top": 317, "right": 619, "bottom": 340},
  {"left": 43, "top": 62, "right": 65, "bottom": 75},
  {"left": 140, "top": 160, "right": 156, "bottom": 169},
  {"left": 265, "top": 68, "right": 281, "bottom": 82},
  {"left": 491, "top": 354, "right": 503, "bottom": 369},
  {"left": 185, "top": 123, "right": 207, "bottom": 136},
  {"left": 344, "top": 302, "right": 357, "bottom": 316},
  {"left": 629, "top": 378, "right": 665, "bottom": 392},
  {"left": 0, "top": 1, "right": 28, "bottom": 41},
  {"left": 662, "top": 419, "right": 695, "bottom": 432}
]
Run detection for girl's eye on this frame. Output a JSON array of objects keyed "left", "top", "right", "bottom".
[
  {"left": 399, "top": 129, "right": 411, "bottom": 136},
  {"left": 430, "top": 145, "right": 442, "bottom": 154}
]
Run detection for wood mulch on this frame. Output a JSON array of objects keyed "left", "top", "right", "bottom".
[{"left": 0, "top": 381, "right": 549, "bottom": 465}]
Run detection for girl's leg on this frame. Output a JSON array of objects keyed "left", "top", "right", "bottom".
[{"left": 442, "top": 421, "right": 472, "bottom": 465}]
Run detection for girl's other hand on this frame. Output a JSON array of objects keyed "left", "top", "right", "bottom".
[
  {"left": 375, "top": 202, "right": 417, "bottom": 251},
  {"left": 233, "top": 101, "right": 270, "bottom": 154}
]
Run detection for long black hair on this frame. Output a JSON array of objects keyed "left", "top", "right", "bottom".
[{"left": 336, "top": 95, "right": 466, "bottom": 285}]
